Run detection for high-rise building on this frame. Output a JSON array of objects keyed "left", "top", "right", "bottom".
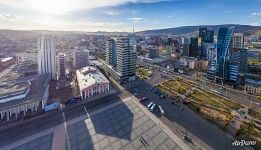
[
  {"left": 106, "top": 37, "right": 117, "bottom": 68},
  {"left": 57, "top": 53, "right": 66, "bottom": 80},
  {"left": 189, "top": 37, "right": 199, "bottom": 58},
  {"left": 199, "top": 27, "right": 214, "bottom": 43},
  {"left": 116, "top": 34, "right": 137, "bottom": 82},
  {"left": 216, "top": 26, "right": 235, "bottom": 81},
  {"left": 73, "top": 49, "right": 89, "bottom": 69},
  {"left": 233, "top": 33, "right": 244, "bottom": 48},
  {"left": 148, "top": 47, "right": 159, "bottom": 58},
  {"left": 37, "top": 35, "right": 56, "bottom": 79}
]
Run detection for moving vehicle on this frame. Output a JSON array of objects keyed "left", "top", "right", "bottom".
[
  {"left": 147, "top": 102, "right": 154, "bottom": 108},
  {"left": 150, "top": 103, "right": 157, "bottom": 112}
]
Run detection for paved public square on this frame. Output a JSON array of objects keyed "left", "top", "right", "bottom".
[
  {"left": 11, "top": 133, "right": 53, "bottom": 150},
  {"left": 66, "top": 100, "right": 182, "bottom": 150}
]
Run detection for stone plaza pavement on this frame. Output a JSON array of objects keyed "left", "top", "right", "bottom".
[{"left": 1, "top": 96, "right": 191, "bottom": 150}]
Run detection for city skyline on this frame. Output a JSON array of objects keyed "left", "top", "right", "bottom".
[{"left": 0, "top": 0, "right": 260, "bottom": 32}]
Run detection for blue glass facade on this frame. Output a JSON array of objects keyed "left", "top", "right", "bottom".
[{"left": 216, "top": 26, "right": 234, "bottom": 81}]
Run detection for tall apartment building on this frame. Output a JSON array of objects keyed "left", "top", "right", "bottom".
[
  {"left": 57, "top": 53, "right": 66, "bottom": 80},
  {"left": 106, "top": 37, "right": 117, "bottom": 68},
  {"left": 37, "top": 35, "right": 56, "bottom": 79},
  {"left": 73, "top": 49, "right": 89, "bottom": 69},
  {"left": 233, "top": 33, "right": 244, "bottom": 48},
  {"left": 116, "top": 34, "right": 137, "bottom": 82},
  {"left": 105, "top": 34, "right": 137, "bottom": 83}
]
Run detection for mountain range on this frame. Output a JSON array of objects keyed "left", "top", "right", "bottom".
[{"left": 138, "top": 24, "right": 261, "bottom": 36}]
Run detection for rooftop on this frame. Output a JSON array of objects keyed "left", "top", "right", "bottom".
[
  {"left": 1, "top": 57, "right": 14, "bottom": 63},
  {"left": 0, "top": 81, "right": 31, "bottom": 98},
  {"left": 76, "top": 66, "right": 109, "bottom": 91},
  {"left": 0, "top": 75, "right": 49, "bottom": 110}
]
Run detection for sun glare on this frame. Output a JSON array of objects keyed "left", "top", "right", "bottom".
[{"left": 26, "top": 0, "right": 75, "bottom": 15}]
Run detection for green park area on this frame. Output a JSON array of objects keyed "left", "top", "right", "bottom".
[
  {"left": 248, "top": 58, "right": 261, "bottom": 66},
  {"left": 155, "top": 79, "right": 242, "bottom": 129},
  {"left": 136, "top": 67, "right": 153, "bottom": 80}
]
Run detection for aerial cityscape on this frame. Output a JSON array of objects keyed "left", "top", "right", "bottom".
[{"left": 0, "top": 0, "right": 260, "bottom": 150}]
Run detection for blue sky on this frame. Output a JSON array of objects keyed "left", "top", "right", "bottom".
[{"left": 0, "top": 0, "right": 260, "bottom": 31}]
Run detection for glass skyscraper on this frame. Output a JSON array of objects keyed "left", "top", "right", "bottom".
[{"left": 216, "top": 26, "right": 235, "bottom": 81}]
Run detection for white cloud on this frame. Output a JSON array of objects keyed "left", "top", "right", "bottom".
[
  {"left": 0, "top": 13, "right": 22, "bottom": 20},
  {"left": 251, "top": 12, "right": 261, "bottom": 16},
  {"left": 106, "top": 10, "right": 119, "bottom": 16},
  {"left": 129, "top": 17, "right": 145, "bottom": 22},
  {"left": 168, "top": 15, "right": 173, "bottom": 18},
  {"left": 0, "top": 0, "right": 168, "bottom": 14}
]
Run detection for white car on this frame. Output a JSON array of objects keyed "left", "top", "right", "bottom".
[{"left": 255, "top": 102, "right": 261, "bottom": 106}]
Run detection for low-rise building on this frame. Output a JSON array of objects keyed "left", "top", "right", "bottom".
[
  {"left": 244, "top": 74, "right": 261, "bottom": 96},
  {"left": 76, "top": 66, "right": 110, "bottom": 99},
  {"left": 0, "top": 63, "right": 49, "bottom": 121}
]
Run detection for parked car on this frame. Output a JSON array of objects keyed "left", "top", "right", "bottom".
[
  {"left": 65, "top": 98, "right": 79, "bottom": 105},
  {"left": 160, "top": 94, "right": 166, "bottom": 99},
  {"left": 150, "top": 103, "right": 157, "bottom": 112},
  {"left": 134, "top": 93, "right": 139, "bottom": 96},
  {"left": 147, "top": 102, "right": 154, "bottom": 108},
  {"left": 139, "top": 97, "right": 147, "bottom": 102}
]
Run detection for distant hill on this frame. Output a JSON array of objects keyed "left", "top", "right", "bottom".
[{"left": 138, "top": 24, "right": 261, "bottom": 36}]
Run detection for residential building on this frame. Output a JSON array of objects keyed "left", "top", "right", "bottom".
[
  {"left": 116, "top": 34, "right": 137, "bottom": 83},
  {"left": 106, "top": 38, "right": 117, "bottom": 68},
  {"left": 233, "top": 33, "right": 244, "bottom": 48},
  {"left": 57, "top": 53, "right": 66, "bottom": 80},
  {"left": 37, "top": 35, "right": 56, "bottom": 79},
  {"left": 76, "top": 66, "right": 110, "bottom": 100},
  {"left": 73, "top": 49, "right": 89, "bottom": 69}
]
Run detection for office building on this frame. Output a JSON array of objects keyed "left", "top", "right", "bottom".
[
  {"left": 216, "top": 26, "right": 235, "bottom": 81},
  {"left": 233, "top": 33, "right": 244, "bottom": 48},
  {"left": 37, "top": 35, "right": 56, "bottom": 79},
  {"left": 244, "top": 74, "right": 261, "bottom": 96},
  {"left": 106, "top": 38, "right": 117, "bottom": 68},
  {"left": 0, "top": 63, "right": 49, "bottom": 121},
  {"left": 148, "top": 46, "right": 159, "bottom": 58},
  {"left": 17, "top": 49, "right": 38, "bottom": 65},
  {"left": 189, "top": 37, "right": 200, "bottom": 58},
  {"left": 76, "top": 66, "right": 110, "bottom": 100},
  {"left": 202, "top": 43, "right": 215, "bottom": 59},
  {"left": 199, "top": 27, "right": 214, "bottom": 43},
  {"left": 73, "top": 49, "right": 89, "bottom": 69},
  {"left": 57, "top": 53, "right": 66, "bottom": 80}
]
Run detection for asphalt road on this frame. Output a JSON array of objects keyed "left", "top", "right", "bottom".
[
  {"left": 128, "top": 79, "right": 251, "bottom": 150},
  {"left": 0, "top": 93, "right": 122, "bottom": 147}
]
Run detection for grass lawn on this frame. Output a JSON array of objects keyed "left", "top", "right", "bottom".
[
  {"left": 162, "top": 80, "right": 192, "bottom": 95},
  {"left": 205, "top": 91, "right": 241, "bottom": 110},
  {"left": 249, "top": 109, "right": 261, "bottom": 120},
  {"left": 188, "top": 89, "right": 225, "bottom": 108},
  {"left": 136, "top": 67, "right": 153, "bottom": 79}
]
